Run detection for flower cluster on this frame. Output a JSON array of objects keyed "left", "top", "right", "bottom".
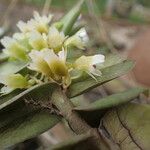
[{"left": 0, "top": 12, "right": 105, "bottom": 94}]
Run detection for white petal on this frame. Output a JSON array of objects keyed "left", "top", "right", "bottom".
[
  {"left": 58, "top": 48, "right": 66, "bottom": 61},
  {"left": 33, "top": 11, "right": 52, "bottom": 24},
  {"left": 17, "top": 21, "right": 29, "bottom": 33},
  {"left": 29, "top": 31, "right": 47, "bottom": 49},
  {"left": 29, "top": 50, "right": 42, "bottom": 61},
  {"left": 0, "top": 86, "right": 14, "bottom": 95},
  {"left": 33, "top": 11, "right": 41, "bottom": 21},
  {"left": 13, "top": 33, "right": 25, "bottom": 40},
  {"left": 1, "top": 36, "right": 15, "bottom": 48},
  {"left": 65, "top": 35, "right": 84, "bottom": 49},
  {"left": 92, "top": 54, "right": 105, "bottom": 65},
  {"left": 49, "top": 26, "right": 59, "bottom": 35},
  {"left": 28, "top": 62, "right": 38, "bottom": 71},
  {"left": 42, "top": 49, "right": 58, "bottom": 63}
]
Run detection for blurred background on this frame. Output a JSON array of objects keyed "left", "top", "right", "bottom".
[{"left": 0, "top": 0, "right": 150, "bottom": 149}]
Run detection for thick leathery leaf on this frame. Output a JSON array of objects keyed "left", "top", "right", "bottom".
[
  {"left": 68, "top": 60, "right": 134, "bottom": 98},
  {"left": 74, "top": 87, "right": 145, "bottom": 127},
  {"left": 0, "top": 110, "right": 60, "bottom": 149},
  {"left": 0, "top": 83, "right": 57, "bottom": 110},
  {"left": 98, "top": 54, "right": 122, "bottom": 69},
  {"left": 51, "top": 134, "right": 100, "bottom": 150},
  {"left": 75, "top": 87, "right": 146, "bottom": 111},
  {"left": 0, "top": 60, "right": 27, "bottom": 75},
  {"left": 0, "top": 83, "right": 60, "bottom": 148},
  {"left": 102, "top": 103, "right": 150, "bottom": 150},
  {"left": 61, "top": 0, "right": 84, "bottom": 35}
]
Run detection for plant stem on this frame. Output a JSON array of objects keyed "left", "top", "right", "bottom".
[{"left": 51, "top": 87, "right": 111, "bottom": 150}]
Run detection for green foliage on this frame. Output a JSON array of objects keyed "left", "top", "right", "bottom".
[
  {"left": 61, "top": 0, "right": 84, "bottom": 35},
  {"left": 103, "top": 103, "right": 150, "bottom": 149},
  {"left": 68, "top": 60, "right": 134, "bottom": 98},
  {"left": 0, "top": 83, "right": 60, "bottom": 148},
  {"left": 0, "top": 0, "right": 149, "bottom": 149},
  {"left": 0, "top": 111, "right": 59, "bottom": 148},
  {"left": 74, "top": 87, "right": 146, "bottom": 127}
]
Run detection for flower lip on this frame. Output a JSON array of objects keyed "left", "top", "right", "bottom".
[{"left": 91, "top": 54, "right": 105, "bottom": 65}]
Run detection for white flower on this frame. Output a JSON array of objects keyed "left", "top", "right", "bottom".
[
  {"left": 74, "top": 54, "right": 105, "bottom": 79},
  {"left": 0, "top": 74, "right": 29, "bottom": 94},
  {"left": 28, "top": 50, "right": 53, "bottom": 77},
  {"left": 17, "top": 21, "right": 31, "bottom": 33},
  {"left": 29, "top": 31, "right": 48, "bottom": 50},
  {"left": 48, "top": 26, "right": 65, "bottom": 52},
  {"left": 28, "top": 48, "right": 70, "bottom": 86},
  {"left": 33, "top": 11, "right": 52, "bottom": 26},
  {"left": 17, "top": 11, "right": 52, "bottom": 33},
  {"left": 1, "top": 36, "right": 28, "bottom": 61},
  {"left": 64, "top": 35, "right": 85, "bottom": 49},
  {"left": 13, "top": 32, "right": 32, "bottom": 52},
  {"left": 43, "top": 48, "right": 68, "bottom": 76}
]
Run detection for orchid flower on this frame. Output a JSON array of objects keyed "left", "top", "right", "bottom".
[
  {"left": 13, "top": 33, "right": 32, "bottom": 52},
  {"left": 64, "top": 35, "right": 85, "bottom": 49},
  {"left": 1, "top": 36, "right": 28, "bottom": 61},
  {"left": 0, "top": 74, "right": 29, "bottom": 94},
  {"left": 48, "top": 26, "right": 66, "bottom": 52},
  {"left": 29, "top": 31, "right": 48, "bottom": 50},
  {"left": 28, "top": 49, "right": 70, "bottom": 86},
  {"left": 74, "top": 54, "right": 105, "bottom": 79},
  {"left": 17, "top": 11, "right": 52, "bottom": 34}
]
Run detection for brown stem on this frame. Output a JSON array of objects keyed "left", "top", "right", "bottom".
[{"left": 51, "top": 87, "right": 111, "bottom": 150}]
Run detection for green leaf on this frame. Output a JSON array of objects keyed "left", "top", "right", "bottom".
[
  {"left": 98, "top": 54, "right": 123, "bottom": 69},
  {"left": 0, "top": 60, "right": 27, "bottom": 75},
  {"left": 0, "top": 82, "right": 57, "bottom": 110},
  {"left": 0, "top": 111, "right": 59, "bottom": 149},
  {"left": 51, "top": 134, "right": 100, "bottom": 150},
  {"left": 0, "top": 83, "right": 60, "bottom": 148},
  {"left": 74, "top": 87, "right": 146, "bottom": 127},
  {"left": 61, "top": 0, "right": 84, "bottom": 35},
  {"left": 67, "top": 60, "right": 134, "bottom": 98},
  {"left": 102, "top": 103, "right": 150, "bottom": 150},
  {"left": 75, "top": 87, "right": 146, "bottom": 111},
  {"left": 68, "top": 23, "right": 84, "bottom": 36}
]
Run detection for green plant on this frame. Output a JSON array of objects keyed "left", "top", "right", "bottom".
[{"left": 0, "top": 0, "right": 149, "bottom": 149}]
